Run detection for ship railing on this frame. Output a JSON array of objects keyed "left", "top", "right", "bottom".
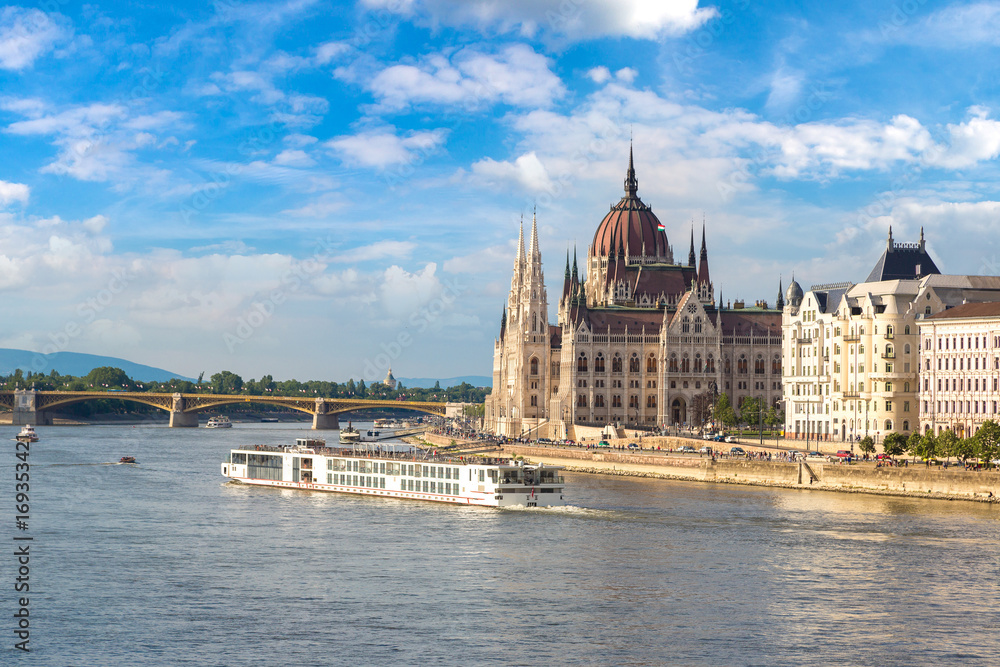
[{"left": 235, "top": 444, "right": 523, "bottom": 467}]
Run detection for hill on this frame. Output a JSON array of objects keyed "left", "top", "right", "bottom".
[
  {"left": 397, "top": 375, "right": 492, "bottom": 389},
  {"left": 0, "top": 349, "right": 194, "bottom": 383}
]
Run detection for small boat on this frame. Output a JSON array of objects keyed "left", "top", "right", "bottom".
[
  {"left": 17, "top": 425, "right": 39, "bottom": 442},
  {"left": 119, "top": 456, "right": 137, "bottom": 464},
  {"left": 260, "top": 417, "right": 279, "bottom": 423},
  {"left": 340, "top": 423, "right": 360, "bottom": 444},
  {"left": 206, "top": 416, "right": 233, "bottom": 428}
]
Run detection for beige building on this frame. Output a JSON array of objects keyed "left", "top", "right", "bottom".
[
  {"left": 485, "top": 151, "right": 782, "bottom": 439},
  {"left": 783, "top": 229, "right": 1000, "bottom": 445},
  {"left": 919, "top": 302, "right": 1000, "bottom": 437}
]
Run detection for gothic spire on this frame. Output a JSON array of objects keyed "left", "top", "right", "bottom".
[
  {"left": 529, "top": 207, "right": 540, "bottom": 259},
  {"left": 697, "top": 221, "right": 711, "bottom": 285},
  {"left": 515, "top": 215, "right": 525, "bottom": 270},
  {"left": 624, "top": 142, "right": 638, "bottom": 197},
  {"left": 777, "top": 276, "right": 785, "bottom": 309},
  {"left": 688, "top": 225, "right": 696, "bottom": 266}
]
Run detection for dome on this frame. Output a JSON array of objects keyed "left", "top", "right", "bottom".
[
  {"left": 785, "top": 278, "right": 803, "bottom": 305},
  {"left": 591, "top": 148, "right": 669, "bottom": 260}
]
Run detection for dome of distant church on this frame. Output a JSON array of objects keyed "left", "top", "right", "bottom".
[
  {"left": 785, "top": 278, "right": 803, "bottom": 305},
  {"left": 591, "top": 147, "right": 669, "bottom": 259}
]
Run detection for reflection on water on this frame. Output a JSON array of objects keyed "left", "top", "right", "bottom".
[{"left": 9, "top": 423, "right": 1000, "bottom": 666}]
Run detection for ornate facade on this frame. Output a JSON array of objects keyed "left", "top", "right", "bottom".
[{"left": 485, "top": 150, "right": 783, "bottom": 439}]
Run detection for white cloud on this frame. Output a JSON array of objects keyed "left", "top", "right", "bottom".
[
  {"left": 469, "top": 151, "right": 555, "bottom": 193},
  {"left": 615, "top": 67, "right": 637, "bottom": 83},
  {"left": 887, "top": 2, "right": 1000, "bottom": 47},
  {"left": 273, "top": 149, "right": 317, "bottom": 167},
  {"left": 360, "top": 0, "right": 716, "bottom": 40},
  {"left": 587, "top": 66, "right": 611, "bottom": 83},
  {"left": 326, "top": 127, "right": 447, "bottom": 168},
  {"left": 81, "top": 214, "right": 108, "bottom": 234},
  {"left": 0, "top": 7, "right": 66, "bottom": 70},
  {"left": 366, "top": 44, "right": 564, "bottom": 111},
  {"left": 331, "top": 240, "right": 416, "bottom": 263},
  {"left": 315, "top": 40, "right": 349, "bottom": 65},
  {"left": 0, "top": 180, "right": 29, "bottom": 206},
  {"left": 925, "top": 108, "right": 1000, "bottom": 169},
  {"left": 379, "top": 263, "right": 442, "bottom": 317}
]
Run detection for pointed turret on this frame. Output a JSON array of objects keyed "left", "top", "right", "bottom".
[
  {"left": 500, "top": 306, "right": 507, "bottom": 339},
  {"left": 562, "top": 250, "right": 571, "bottom": 300},
  {"left": 697, "top": 223, "right": 711, "bottom": 285},
  {"left": 515, "top": 216, "right": 525, "bottom": 270},
  {"left": 777, "top": 277, "right": 785, "bottom": 309},
  {"left": 624, "top": 142, "right": 638, "bottom": 197},
  {"left": 688, "top": 225, "right": 696, "bottom": 266},
  {"left": 529, "top": 208, "right": 540, "bottom": 259}
]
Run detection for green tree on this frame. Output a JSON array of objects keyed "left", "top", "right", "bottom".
[
  {"left": 738, "top": 396, "right": 763, "bottom": 428},
  {"left": 882, "top": 432, "right": 908, "bottom": 458},
  {"left": 713, "top": 393, "right": 737, "bottom": 430},
  {"left": 356, "top": 379, "right": 367, "bottom": 397},
  {"left": 974, "top": 420, "right": 1000, "bottom": 466},
  {"left": 210, "top": 371, "right": 243, "bottom": 394},
  {"left": 859, "top": 435, "right": 876, "bottom": 457},
  {"left": 915, "top": 431, "right": 938, "bottom": 461},
  {"left": 86, "top": 366, "right": 133, "bottom": 390},
  {"left": 937, "top": 430, "right": 960, "bottom": 461},
  {"left": 764, "top": 405, "right": 781, "bottom": 430}
]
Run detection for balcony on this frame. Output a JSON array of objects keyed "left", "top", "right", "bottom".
[
  {"left": 883, "top": 333, "right": 895, "bottom": 340},
  {"left": 842, "top": 334, "right": 861, "bottom": 342},
  {"left": 842, "top": 391, "right": 861, "bottom": 398},
  {"left": 796, "top": 337, "right": 813, "bottom": 345},
  {"left": 881, "top": 352, "right": 896, "bottom": 360}
]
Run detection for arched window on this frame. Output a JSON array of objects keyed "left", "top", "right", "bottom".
[
  {"left": 737, "top": 355, "right": 748, "bottom": 374},
  {"left": 681, "top": 316, "right": 690, "bottom": 333},
  {"left": 886, "top": 382, "right": 892, "bottom": 392},
  {"left": 694, "top": 354, "right": 703, "bottom": 372},
  {"left": 577, "top": 394, "right": 587, "bottom": 407},
  {"left": 530, "top": 395, "right": 537, "bottom": 407},
  {"left": 886, "top": 324, "right": 894, "bottom": 336},
  {"left": 754, "top": 355, "right": 765, "bottom": 374},
  {"left": 884, "top": 419, "right": 893, "bottom": 431},
  {"left": 646, "top": 395, "right": 656, "bottom": 408},
  {"left": 886, "top": 345, "right": 894, "bottom": 358},
  {"left": 669, "top": 354, "right": 678, "bottom": 373},
  {"left": 630, "top": 354, "right": 640, "bottom": 373},
  {"left": 904, "top": 382, "right": 910, "bottom": 392},
  {"left": 577, "top": 353, "right": 588, "bottom": 373},
  {"left": 681, "top": 355, "right": 689, "bottom": 373},
  {"left": 707, "top": 355, "right": 716, "bottom": 373},
  {"left": 772, "top": 355, "right": 781, "bottom": 374},
  {"left": 725, "top": 357, "right": 731, "bottom": 374},
  {"left": 530, "top": 358, "right": 539, "bottom": 376},
  {"left": 595, "top": 395, "right": 605, "bottom": 408},
  {"left": 532, "top": 312, "right": 537, "bottom": 332},
  {"left": 902, "top": 420, "right": 909, "bottom": 431},
  {"left": 647, "top": 355, "right": 657, "bottom": 373},
  {"left": 694, "top": 316, "right": 702, "bottom": 333},
  {"left": 612, "top": 355, "right": 622, "bottom": 373},
  {"left": 904, "top": 343, "right": 910, "bottom": 355},
  {"left": 612, "top": 395, "right": 622, "bottom": 408},
  {"left": 595, "top": 353, "right": 605, "bottom": 373},
  {"left": 904, "top": 325, "right": 910, "bottom": 334}
]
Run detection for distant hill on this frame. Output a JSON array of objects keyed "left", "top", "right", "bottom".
[
  {"left": 397, "top": 375, "right": 492, "bottom": 389},
  {"left": 0, "top": 348, "right": 194, "bottom": 383}
]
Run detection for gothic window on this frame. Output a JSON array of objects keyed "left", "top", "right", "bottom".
[
  {"left": 669, "top": 354, "right": 678, "bottom": 373},
  {"left": 904, "top": 382, "right": 910, "bottom": 392},
  {"left": 772, "top": 355, "right": 780, "bottom": 374},
  {"left": 647, "top": 355, "right": 657, "bottom": 373},
  {"left": 886, "top": 382, "right": 892, "bottom": 392},
  {"left": 737, "top": 355, "right": 748, "bottom": 374},
  {"left": 754, "top": 355, "right": 765, "bottom": 374},
  {"left": 612, "top": 354, "right": 622, "bottom": 373},
  {"left": 612, "top": 395, "right": 622, "bottom": 408},
  {"left": 707, "top": 355, "right": 716, "bottom": 373},
  {"left": 530, "top": 395, "right": 537, "bottom": 407},
  {"left": 903, "top": 420, "right": 909, "bottom": 431},
  {"left": 694, "top": 354, "right": 702, "bottom": 372},
  {"left": 886, "top": 325, "right": 894, "bottom": 337},
  {"left": 595, "top": 395, "right": 605, "bottom": 408},
  {"left": 577, "top": 353, "right": 588, "bottom": 373},
  {"left": 577, "top": 394, "right": 587, "bottom": 408},
  {"left": 595, "top": 353, "right": 606, "bottom": 373},
  {"left": 681, "top": 316, "right": 690, "bottom": 333},
  {"left": 646, "top": 395, "right": 657, "bottom": 408},
  {"left": 530, "top": 358, "right": 539, "bottom": 376},
  {"left": 630, "top": 354, "right": 640, "bottom": 373},
  {"left": 884, "top": 419, "right": 893, "bottom": 431},
  {"left": 532, "top": 313, "right": 537, "bottom": 333},
  {"left": 629, "top": 395, "right": 639, "bottom": 409},
  {"left": 904, "top": 344, "right": 910, "bottom": 355},
  {"left": 681, "top": 355, "right": 689, "bottom": 373},
  {"left": 904, "top": 325, "right": 910, "bottom": 334},
  {"left": 725, "top": 357, "right": 731, "bottom": 374},
  {"left": 694, "top": 316, "right": 702, "bottom": 333}
]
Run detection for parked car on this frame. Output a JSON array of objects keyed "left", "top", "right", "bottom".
[
  {"left": 725, "top": 435, "right": 738, "bottom": 443},
  {"left": 730, "top": 446, "right": 746, "bottom": 455},
  {"left": 699, "top": 446, "right": 713, "bottom": 455},
  {"left": 597, "top": 441, "right": 610, "bottom": 448},
  {"left": 875, "top": 453, "right": 892, "bottom": 460},
  {"left": 835, "top": 450, "right": 852, "bottom": 458},
  {"left": 713, "top": 434, "right": 726, "bottom": 442},
  {"left": 805, "top": 452, "right": 825, "bottom": 461},
  {"left": 678, "top": 445, "right": 696, "bottom": 453},
  {"left": 627, "top": 443, "right": 640, "bottom": 450}
]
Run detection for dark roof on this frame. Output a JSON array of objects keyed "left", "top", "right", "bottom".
[
  {"left": 592, "top": 149, "right": 669, "bottom": 259},
  {"left": 549, "top": 325, "right": 562, "bottom": 348},
  {"left": 927, "top": 302, "right": 1000, "bottom": 320},
  {"left": 717, "top": 310, "right": 782, "bottom": 336},
  {"left": 866, "top": 242, "right": 940, "bottom": 282}
]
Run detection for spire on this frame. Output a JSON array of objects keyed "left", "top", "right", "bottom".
[
  {"left": 688, "top": 225, "right": 696, "bottom": 266},
  {"left": 919, "top": 226, "right": 925, "bottom": 251},
  {"left": 697, "top": 222, "right": 710, "bottom": 285},
  {"left": 887, "top": 225, "right": 894, "bottom": 252},
  {"left": 500, "top": 306, "right": 507, "bottom": 339},
  {"left": 624, "top": 143, "right": 638, "bottom": 197},
  {"left": 516, "top": 216, "right": 525, "bottom": 269},
  {"left": 529, "top": 207, "right": 539, "bottom": 258},
  {"left": 777, "top": 276, "right": 785, "bottom": 309},
  {"left": 562, "top": 250, "right": 571, "bottom": 300}
]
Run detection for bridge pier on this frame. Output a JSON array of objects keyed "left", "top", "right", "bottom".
[
  {"left": 312, "top": 412, "right": 339, "bottom": 430},
  {"left": 12, "top": 389, "right": 52, "bottom": 426},
  {"left": 169, "top": 411, "right": 199, "bottom": 427}
]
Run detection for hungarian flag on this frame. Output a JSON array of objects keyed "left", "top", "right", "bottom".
[{"left": 657, "top": 222, "right": 665, "bottom": 232}]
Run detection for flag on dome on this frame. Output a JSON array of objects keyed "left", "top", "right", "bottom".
[{"left": 657, "top": 222, "right": 665, "bottom": 232}]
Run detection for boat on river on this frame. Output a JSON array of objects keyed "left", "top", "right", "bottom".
[
  {"left": 339, "top": 424, "right": 360, "bottom": 444},
  {"left": 119, "top": 456, "right": 137, "bottom": 464},
  {"left": 17, "top": 425, "right": 38, "bottom": 442},
  {"left": 221, "top": 438, "right": 566, "bottom": 508},
  {"left": 206, "top": 416, "right": 232, "bottom": 428}
]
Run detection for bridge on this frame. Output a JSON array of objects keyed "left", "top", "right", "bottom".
[{"left": 0, "top": 389, "right": 447, "bottom": 429}]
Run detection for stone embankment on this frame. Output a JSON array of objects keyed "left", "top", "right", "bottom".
[{"left": 481, "top": 444, "right": 1000, "bottom": 504}]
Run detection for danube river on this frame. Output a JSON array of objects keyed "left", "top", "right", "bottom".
[{"left": 6, "top": 423, "right": 1000, "bottom": 665}]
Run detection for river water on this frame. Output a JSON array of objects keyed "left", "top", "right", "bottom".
[{"left": 5, "top": 423, "right": 1000, "bottom": 665}]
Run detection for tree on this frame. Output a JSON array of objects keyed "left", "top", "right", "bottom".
[
  {"left": 356, "top": 379, "right": 367, "bottom": 397},
  {"left": 764, "top": 405, "right": 781, "bottom": 430},
  {"left": 86, "top": 367, "right": 133, "bottom": 389},
  {"left": 859, "top": 435, "right": 876, "bottom": 457},
  {"left": 210, "top": 371, "right": 243, "bottom": 394},
  {"left": 937, "top": 430, "right": 960, "bottom": 461},
  {"left": 738, "top": 396, "right": 763, "bottom": 429},
  {"left": 914, "top": 431, "right": 938, "bottom": 461},
  {"left": 882, "top": 432, "right": 907, "bottom": 458},
  {"left": 713, "top": 393, "right": 737, "bottom": 430},
  {"left": 974, "top": 420, "right": 1000, "bottom": 467}
]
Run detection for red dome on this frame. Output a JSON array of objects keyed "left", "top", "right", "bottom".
[{"left": 591, "top": 149, "right": 669, "bottom": 259}]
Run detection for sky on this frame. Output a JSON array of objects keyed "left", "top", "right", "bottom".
[{"left": 2, "top": 0, "right": 1000, "bottom": 384}]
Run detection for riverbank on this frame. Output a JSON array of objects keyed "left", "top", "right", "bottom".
[{"left": 417, "top": 433, "right": 1000, "bottom": 504}]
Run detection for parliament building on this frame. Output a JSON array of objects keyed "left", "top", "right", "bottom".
[{"left": 484, "top": 150, "right": 783, "bottom": 439}]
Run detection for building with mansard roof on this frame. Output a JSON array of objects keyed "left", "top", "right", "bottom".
[{"left": 484, "top": 150, "right": 783, "bottom": 439}]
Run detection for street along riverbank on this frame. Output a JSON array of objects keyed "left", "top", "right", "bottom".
[{"left": 420, "top": 434, "right": 1000, "bottom": 504}]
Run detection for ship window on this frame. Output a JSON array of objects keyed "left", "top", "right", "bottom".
[
  {"left": 438, "top": 466, "right": 444, "bottom": 478},
  {"left": 380, "top": 478, "right": 386, "bottom": 489},
  {"left": 423, "top": 481, "right": 429, "bottom": 493}
]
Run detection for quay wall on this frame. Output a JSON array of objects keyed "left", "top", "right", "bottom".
[{"left": 495, "top": 445, "right": 1000, "bottom": 503}]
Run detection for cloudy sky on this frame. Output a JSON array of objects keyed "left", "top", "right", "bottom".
[{"left": 2, "top": 0, "right": 1000, "bottom": 383}]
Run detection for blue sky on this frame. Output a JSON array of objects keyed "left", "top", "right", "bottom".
[{"left": 2, "top": 0, "right": 1000, "bottom": 383}]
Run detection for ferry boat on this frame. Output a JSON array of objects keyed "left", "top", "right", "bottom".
[
  {"left": 17, "top": 425, "right": 38, "bottom": 442},
  {"left": 119, "top": 456, "right": 137, "bottom": 464},
  {"left": 206, "top": 415, "right": 232, "bottom": 428},
  {"left": 221, "top": 439, "right": 566, "bottom": 508},
  {"left": 339, "top": 424, "right": 360, "bottom": 444}
]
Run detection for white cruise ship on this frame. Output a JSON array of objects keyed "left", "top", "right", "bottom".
[{"left": 221, "top": 439, "right": 566, "bottom": 508}]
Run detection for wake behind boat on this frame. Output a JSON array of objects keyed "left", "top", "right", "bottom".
[{"left": 222, "top": 438, "right": 566, "bottom": 508}]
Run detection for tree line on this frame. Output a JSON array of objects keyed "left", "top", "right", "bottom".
[
  {"left": 0, "top": 367, "right": 489, "bottom": 404},
  {"left": 859, "top": 422, "right": 1000, "bottom": 467}
]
